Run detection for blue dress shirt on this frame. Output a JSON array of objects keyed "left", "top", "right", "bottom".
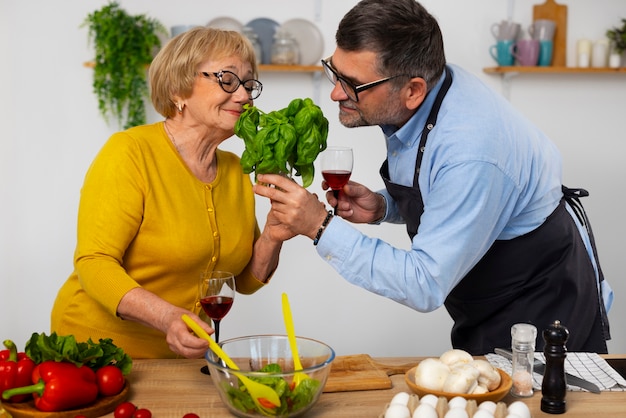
[{"left": 316, "top": 64, "right": 612, "bottom": 313}]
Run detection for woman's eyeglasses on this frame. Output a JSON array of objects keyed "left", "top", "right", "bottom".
[{"left": 199, "top": 70, "right": 263, "bottom": 100}]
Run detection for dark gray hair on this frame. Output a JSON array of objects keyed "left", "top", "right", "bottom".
[{"left": 336, "top": 0, "right": 446, "bottom": 90}]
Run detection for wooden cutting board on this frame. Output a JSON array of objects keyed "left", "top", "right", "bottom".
[
  {"left": 533, "top": 0, "right": 568, "bottom": 66},
  {"left": 323, "top": 354, "right": 416, "bottom": 392}
]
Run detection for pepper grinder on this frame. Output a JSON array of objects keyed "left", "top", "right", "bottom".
[{"left": 541, "top": 320, "right": 569, "bottom": 414}]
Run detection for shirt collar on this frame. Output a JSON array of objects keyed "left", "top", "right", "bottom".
[{"left": 381, "top": 67, "right": 448, "bottom": 147}]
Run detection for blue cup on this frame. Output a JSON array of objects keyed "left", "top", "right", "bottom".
[
  {"left": 490, "top": 40, "right": 515, "bottom": 66},
  {"left": 538, "top": 40, "right": 553, "bottom": 66}
]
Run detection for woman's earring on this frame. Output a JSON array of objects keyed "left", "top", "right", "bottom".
[{"left": 177, "top": 103, "right": 183, "bottom": 114}]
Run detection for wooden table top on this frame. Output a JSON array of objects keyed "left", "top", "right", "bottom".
[{"left": 99, "top": 356, "right": 626, "bottom": 417}]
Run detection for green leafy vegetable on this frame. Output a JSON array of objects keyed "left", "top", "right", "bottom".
[
  {"left": 234, "top": 98, "right": 329, "bottom": 188},
  {"left": 25, "top": 332, "right": 132, "bottom": 376},
  {"left": 225, "top": 363, "right": 321, "bottom": 416}
]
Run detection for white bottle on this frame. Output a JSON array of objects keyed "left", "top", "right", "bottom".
[
  {"left": 592, "top": 39, "right": 609, "bottom": 68},
  {"left": 510, "top": 323, "right": 537, "bottom": 397},
  {"left": 577, "top": 39, "right": 592, "bottom": 68}
]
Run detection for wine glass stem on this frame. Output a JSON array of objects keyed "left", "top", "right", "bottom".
[
  {"left": 214, "top": 319, "right": 221, "bottom": 344},
  {"left": 333, "top": 190, "right": 339, "bottom": 215}
]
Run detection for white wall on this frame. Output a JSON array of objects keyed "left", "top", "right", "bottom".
[{"left": 1, "top": 0, "right": 624, "bottom": 357}]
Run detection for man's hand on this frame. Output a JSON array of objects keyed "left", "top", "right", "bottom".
[{"left": 323, "top": 180, "right": 385, "bottom": 223}]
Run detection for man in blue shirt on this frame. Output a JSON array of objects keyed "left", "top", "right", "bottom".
[{"left": 254, "top": 0, "right": 612, "bottom": 354}]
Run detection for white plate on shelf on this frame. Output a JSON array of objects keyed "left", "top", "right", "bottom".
[
  {"left": 207, "top": 16, "right": 244, "bottom": 32},
  {"left": 246, "top": 17, "right": 280, "bottom": 64},
  {"left": 280, "top": 18, "right": 324, "bottom": 66}
]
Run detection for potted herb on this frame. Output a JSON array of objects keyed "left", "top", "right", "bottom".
[
  {"left": 84, "top": 2, "right": 167, "bottom": 129},
  {"left": 606, "top": 18, "right": 626, "bottom": 54}
]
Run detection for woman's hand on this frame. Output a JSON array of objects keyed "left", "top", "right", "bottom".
[
  {"left": 323, "top": 180, "right": 385, "bottom": 224},
  {"left": 163, "top": 310, "right": 212, "bottom": 359},
  {"left": 254, "top": 174, "right": 329, "bottom": 240},
  {"left": 117, "top": 288, "right": 212, "bottom": 358}
]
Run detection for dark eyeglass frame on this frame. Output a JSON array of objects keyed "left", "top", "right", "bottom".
[
  {"left": 199, "top": 70, "right": 263, "bottom": 100},
  {"left": 321, "top": 57, "right": 412, "bottom": 102}
]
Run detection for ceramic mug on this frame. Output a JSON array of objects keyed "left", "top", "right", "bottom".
[
  {"left": 490, "top": 40, "right": 515, "bottom": 66},
  {"left": 529, "top": 19, "right": 556, "bottom": 41},
  {"left": 491, "top": 20, "right": 521, "bottom": 41},
  {"left": 511, "top": 39, "right": 540, "bottom": 66},
  {"left": 538, "top": 40, "right": 553, "bottom": 66}
]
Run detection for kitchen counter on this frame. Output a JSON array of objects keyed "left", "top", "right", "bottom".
[{"left": 100, "top": 356, "right": 626, "bottom": 417}]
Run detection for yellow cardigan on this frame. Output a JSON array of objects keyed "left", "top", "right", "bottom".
[{"left": 51, "top": 122, "right": 265, "bottom": 358}]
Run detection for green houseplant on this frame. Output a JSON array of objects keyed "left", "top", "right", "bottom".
[
  {"left": 606, "top": 18, "right": 626, "bottom": 54},
  {"left": 84, "top": 2, "right": 167, "bottom": 129}
]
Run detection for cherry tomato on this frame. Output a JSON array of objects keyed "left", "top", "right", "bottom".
[
  {"left": 133, "top": 408, "right": 152, "bottom": 418},
  {"left": 257, "top": 398, "right": 277, "bottom": 409},
  {"left": 97, "top": 365, "right": 126, "bottom": 396},
  {"left": 114, "top": 401, "right": 137, "bottom": 418},
  {"left": 183, "top": 414, "right": 200, "bottom": 418}
]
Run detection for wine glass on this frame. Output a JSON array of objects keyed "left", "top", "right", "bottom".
[
  {"left": 321, "top": 146, "right": 353, "bottom": 215},
  {"left": 198, "top": 271, "right": 236, "bottom": 345}
]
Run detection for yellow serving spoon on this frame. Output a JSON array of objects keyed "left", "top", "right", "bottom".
[
  {"left": 181, "top": 314, "right": 280, "bottom": 415},
  {"left": 281, "top": 293, "right": 310, "bottom": 388}
]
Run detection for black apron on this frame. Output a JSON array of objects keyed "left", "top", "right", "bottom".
[{"left": 380, "top": 67, "right": 609, "bottom": 355}]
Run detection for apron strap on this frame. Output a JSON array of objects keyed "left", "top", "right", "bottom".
[{"left": 562, "top": 185, "right": 611, "bottom": 341}]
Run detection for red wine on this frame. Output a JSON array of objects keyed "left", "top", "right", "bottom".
[
  {"left": 322, "top": 170, "right": 351, "bottom": 190},
  {"left": 200, "top": 296, "right": 233, "bottom": 320}
]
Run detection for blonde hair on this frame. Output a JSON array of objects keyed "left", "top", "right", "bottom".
[{"left": 149, "top": 27, "right": 258, "bottom": 118}]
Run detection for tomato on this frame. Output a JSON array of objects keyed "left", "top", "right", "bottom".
[
  {"left": 183, "top": 414, "right": 200, "bottom": 418},
  {"left": 97, "top": 365, "right": 126, "bottom": 396},
  {"left": 257, "top": 398, "right": 277, "bottom": 409},
  {"left": 133, "top": 408, "right": 152, "bottom": 418},
  {"left": 114, "top": 402, "right": 137, "bottom": 418}
]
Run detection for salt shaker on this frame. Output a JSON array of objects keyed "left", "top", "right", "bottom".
[
  {"left": 510, "top": 323, "right": 537, "bottom": 397},
  {"left": 541, "top": 320, "right": 569, "bottom": 414}
]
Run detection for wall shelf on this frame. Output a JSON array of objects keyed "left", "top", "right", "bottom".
[
  {"left": 484, "top": 66, "right": 626, "bottom": 75},
  {"left": 484, "top": 66, "right": 626, "bottom": 100}
]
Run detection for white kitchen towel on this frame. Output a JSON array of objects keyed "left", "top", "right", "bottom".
[{"left": 486, "top": 352, "right": 626, "bottom": 392}]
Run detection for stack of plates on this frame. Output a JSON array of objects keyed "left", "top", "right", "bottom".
[
  {"left": 206, "top": 16, "right": 325, "bottom": 66},
  {"left": 279, "top": 18, "right": 324, "bottom": 66}
]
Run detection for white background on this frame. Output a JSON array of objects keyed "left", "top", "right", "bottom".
[{"left": 1, "top": 0, "right": 624, "bottom": 357}]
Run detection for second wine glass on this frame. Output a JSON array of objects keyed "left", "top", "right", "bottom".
[
  {"left": 321, "top": 146, "right": 353, "bottom": 215},
  {"left": 198, "top": 271, "right": 235, "bottom": 344}
]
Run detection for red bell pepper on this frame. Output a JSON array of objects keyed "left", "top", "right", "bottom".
[
  {"left": 2, "top": 361, "right": 99, "bottom": 412},
  {"left": 0, "top": 339, "right": 36, "bottom": 403}
]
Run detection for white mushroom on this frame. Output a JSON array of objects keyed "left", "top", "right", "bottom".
[
  {"left": 442, "top": 364, "right": 480, "bottom": 394},
  {"left": 471, "top": 359, "right": 502, "bottom": 391},
  {"left": 414, "top": 358, "right": 450, "bottom": 391},
  {"left": 471, "top": 384, "right": 489, "bottom": 394},
  {"left": 440, "top": 349, "right": 474, "bottom": 368}
]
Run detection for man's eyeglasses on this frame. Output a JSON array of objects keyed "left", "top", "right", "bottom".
[
  {"left": 321, "top": 57, "right": 410, "bottom": 102},
  {"left": 199, "top": 70, "right": 263, "bottom": 100}
]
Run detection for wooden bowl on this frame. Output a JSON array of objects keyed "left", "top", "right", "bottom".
[
  {"left": 405, "top": 366, "right": 512, "bottom": 402},
  {"left": 2, "top": 381, "right": 130, "bottom": 418}
]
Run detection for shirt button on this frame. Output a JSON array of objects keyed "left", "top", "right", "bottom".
[
  {"left": 212, "top": 256, "right": 217, "bottom": 262},
  {"left": 213, "top": 232, "right": 219, "bottom": 237},
  {"left": 205, "top": 185, "right": 212, "bottom": 190},
  {"left": 208, "top": 207, "right": 214, "bottom": 213},
  {"left": 325, "top": 254, "right": 332, "bottom": 261}
]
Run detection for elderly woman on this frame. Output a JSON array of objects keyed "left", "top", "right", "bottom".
[{"left": 52, "top": 27, "right": 285, "bottom": 359}]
